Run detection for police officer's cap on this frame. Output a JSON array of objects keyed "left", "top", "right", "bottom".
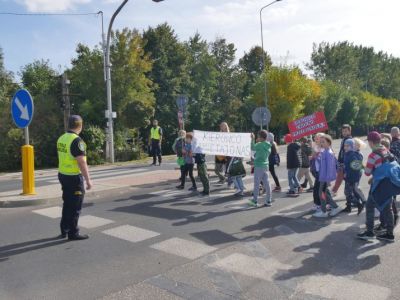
[{"left": 68, "top": 115, "right": 83, "bottom": 129}]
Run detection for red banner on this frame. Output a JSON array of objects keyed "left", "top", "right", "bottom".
[{"left": 288, "top": 111, "right": 329, "bottom": 140}]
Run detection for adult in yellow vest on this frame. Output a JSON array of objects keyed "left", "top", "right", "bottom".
[
  {"left": 57, "top": 115, "right": 93, "bottom": 241},
  {"left": 149, "top": 119, "right": 163, "bottom": 166}
]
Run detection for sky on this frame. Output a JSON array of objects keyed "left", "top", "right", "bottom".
[{"left": 1, "top": 0, "right": 400, "bottom": 77}]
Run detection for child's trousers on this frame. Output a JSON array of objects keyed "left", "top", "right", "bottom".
[{"left": 253, "top": 167, "right": 271, "bottom": 203}]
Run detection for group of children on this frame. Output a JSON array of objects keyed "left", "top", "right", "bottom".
[
  {"left": 172, "top": 125, "right": 400, "bottom": 242},
  {"left": 172, "top": 129, "right": 248, "bottom": 197}
]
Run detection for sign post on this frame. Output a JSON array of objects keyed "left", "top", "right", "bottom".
[
  {"left": 252, "top": 107, "right": 271, "bottom": 130},
  {"left": 176, "top": 95, "right": 188, "bottom": 130},
  {"left": 11, "top": 89, "right": 35, "bottom": 195}
]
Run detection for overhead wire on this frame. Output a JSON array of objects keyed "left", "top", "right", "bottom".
[{"left": 0, "top": 11, "right": 101, "bottom": 16}]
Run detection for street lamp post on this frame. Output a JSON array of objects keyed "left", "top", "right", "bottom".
[
  {"left": 259, "top": 0, "right": 282, "bottom": 130},
  {"left": 105, "top": 0, "right": 164, "bottom": 163}
]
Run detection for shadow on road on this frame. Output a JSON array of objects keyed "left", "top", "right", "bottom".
[
  {"left": 0, "top": 237, "right": 69, "bottom": 260},
  {"left": 275, "top": 230, "right": 385, "bottom": 281}
]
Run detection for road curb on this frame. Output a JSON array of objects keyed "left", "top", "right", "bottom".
[
  {"left": 0, "top": 197, "right": 58, "bottom": 208},
  {"left": 0, "top": 189, "right": 113, "bottom": 208}
]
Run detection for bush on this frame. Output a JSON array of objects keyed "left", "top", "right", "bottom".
[
  {"left": 0, "top": 128, "right": 24, "bottom": 171},
  {"left": 81, "top": 125, "right": 105, "bottom": 165},
  {"left": 115, "top": 128, "right": 146, "bottom": 162}
]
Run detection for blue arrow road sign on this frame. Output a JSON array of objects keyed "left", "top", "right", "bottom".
[{"left": 11, "top": 89, "right": 34, "bottom": 128}]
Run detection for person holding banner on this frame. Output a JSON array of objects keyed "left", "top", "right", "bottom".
[
  {"left": 248, "top": 130, "right": 272, "bottom": 208},
  {"left": 214, "top": 122, "right": 230, "bottom": 184}
]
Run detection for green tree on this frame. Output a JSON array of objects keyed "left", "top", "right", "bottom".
[
  {"left": 68, "top": 44, "right": 105, "bottom": 126},
  {"left": 184, "top": 33, "right": 219, "bottom": 130},
  {"left": 319, "top": 80, "right": 346, "bottom": 123},
  {"left": 249, "top": 66, "right": 310, "bottom": 129},
  {"left": 20, "top": 60, "right": 64, "bottom": 168},
  {"left": 210, "top": 37, "right": 245, "bottom": 130},
  {"left": 110, "top": 29, "right": 155, "bottom": 129},
  {"left": 143, "top": 23, "right": 190, "bottom": 150},
  {"left": 333, "top": 93, "right": 359, "bottom": 129}
]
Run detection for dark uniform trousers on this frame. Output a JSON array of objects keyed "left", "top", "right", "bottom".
[
  {"left": 58, "top": 173, "right": 85, "bottom": 237},
  {"left": 151, "top": 139, "right": 162, "bottom": 164}
]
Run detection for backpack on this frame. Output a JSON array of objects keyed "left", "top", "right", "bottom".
[
  {"left": 373, "top": 149, "right": 395, "bottom": 164},
  {"left": 227, "top": 158, "right": 246, "bottom": 177}
]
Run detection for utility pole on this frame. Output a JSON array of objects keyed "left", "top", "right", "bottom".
[{"left": 62, "top": 73, "right": 71, "bottom": 131}]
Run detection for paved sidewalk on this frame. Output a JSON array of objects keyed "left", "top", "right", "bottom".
[{"left": 0, "top": 159, "right": 180, "bottom": 208}]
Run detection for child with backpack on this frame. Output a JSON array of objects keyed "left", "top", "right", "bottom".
[
  {"left": 342, "top": 139, "right": 366, "bottom": 215},
  {"left": 267, "top": 132, "right": 281, "bottom": 192},
  {"left": 285, "top": 134, "right": 302, "bottom": 197},
  {"left": 248, "top": 130, "right": 272, "bottom": 207},
  {"left": 195, "top": 153, "right": 210, "bottom": 196},
  {"left": 313, "top": 134, "right": 341, "bottom": 218},
  {"left": 176, "top": 132, "right": 197, "bottom": 191},
  {"left": 298, "top": 137, "right": 314, "bottom": 192},
  {"left": 358, "top": 131, "right": 397, "bottom": 242},
  {"left": 310, "top": 133, "right": 324, "bottom": 212},
  {"left": 227, "top": 157, "right": 246, "bottom": 196},
  {"left": 173, "top": 130, "right": 186, "bottom": 182}
]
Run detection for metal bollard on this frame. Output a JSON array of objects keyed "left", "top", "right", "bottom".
[{"left": 21, "top": 145, "right": 36, "bottom": 195}]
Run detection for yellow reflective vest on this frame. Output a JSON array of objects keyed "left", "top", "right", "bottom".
[
  {"left": 150, "top": 126, "right": 162, "bottom": 140},
  {"left": 57, "top": 132, "right": 86, "bottom": 175}
]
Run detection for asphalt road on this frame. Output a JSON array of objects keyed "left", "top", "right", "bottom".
[{"left": 1, "top": 140, "right": 399, "bottom": 300}]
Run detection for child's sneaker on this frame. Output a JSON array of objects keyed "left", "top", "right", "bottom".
[
  {"left": 357, "top": 231, "right": 375, "bottom": 241},
  {"left": 373, "top": 224, "right": 386, "bottom": 234},
  {"left": 357, "top": 202, "right": 365, "bottom": 215},
  {"left": 287, "top": 191, "right": 299, "bottom": 197},
  {"left": 376, "top": 233, "right": 395, "bottom": 242},
  {"left": 273, "top": 186, "right": 281, "bottom": 192},
  {"left": 264, "top": 201, "right": 272, "bottom": 207},
  {"left": 234, "top": 190, "right": 244, "bottom": 197},
  {"left": 341, "top": 205, "right": 352, "bottom": 213},
  {"left": 311, "top": 205, "right": 321, "bottom": 212},
  {"left": 329, "top": 207, "right": 341, "bottom": 217},
  {"left": 313, "top": 211, "right": 329, "bottom": 218},
  {"left": 248, "top": 199, "right": 258, "bottom": 207}
]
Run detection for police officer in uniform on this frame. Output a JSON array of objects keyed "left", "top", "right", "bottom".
[
  {"left": 57, "top": 115, "right": 93, "bottom": 240},
  {"left": 149, "top": 119, "right": 163, "bottom": 166}
]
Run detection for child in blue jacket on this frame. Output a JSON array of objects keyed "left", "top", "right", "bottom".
[{"left": 343, "top": 139, "right": 366, "bottom": 215}]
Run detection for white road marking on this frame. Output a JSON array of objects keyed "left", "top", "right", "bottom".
[
  {"left": 102, "top": 225, "right": 160, "bottom": 243},
  {"left": 209, "top": 253, "right": 292, "bottom": 281},
  {"left": 150, "top": 237, "right": 217, "bottom": 259},
  {"left": 296, "top": 275, "right": 391, "bottom": 300},
  {"left": 32, "top": 206, "right": 62, "bottom": 219},
  {"left": 78, "top": 215, "right": 114, "bottom": 229}
]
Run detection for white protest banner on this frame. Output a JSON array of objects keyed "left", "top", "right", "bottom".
[{"left": 192, "top": 130, "right": 252, "bottom": 158}]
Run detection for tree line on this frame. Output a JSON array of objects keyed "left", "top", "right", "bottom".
[{"left": 1, "top": 24, "right": 400, "bottom": 171}]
